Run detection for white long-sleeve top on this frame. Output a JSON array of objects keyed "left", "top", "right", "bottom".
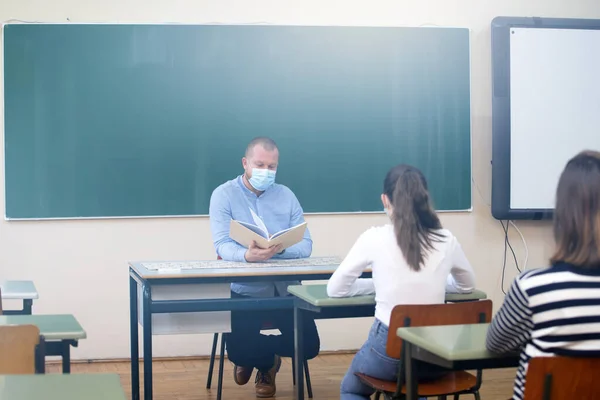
[{"left": 327, "top": 224, "right": 476, "bottom": 327}]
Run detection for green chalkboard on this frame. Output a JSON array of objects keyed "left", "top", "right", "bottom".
[{"left": 3, "top": 24, "right": 471, "bottom": 219}]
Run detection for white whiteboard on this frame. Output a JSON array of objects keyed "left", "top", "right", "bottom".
[{"left": 509, "top": 27, "right": 600, "bottom": 209}]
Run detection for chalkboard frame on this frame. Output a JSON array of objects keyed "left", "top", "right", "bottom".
[
  {"left": 3, "top": 23, "right": 473, "bottom": 220},
  {"left": 491, "top": 16, "right": 600, "bottom": 220}
]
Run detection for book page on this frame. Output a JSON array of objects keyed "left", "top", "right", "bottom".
[
  {"left": 236, "top": 220, "right": 268, "bottom": 239},
  {"left": 271, "top": 221, "right": 307, "bottom": 239},
  {"left": 267, "top": 222, "right": 307, "bottom": 249},
  {"left": 249, "top": 208, "right": 269, "bottom": 238},
  {"left": 229, "top": 220, "right": 271, "bottom": 248}
]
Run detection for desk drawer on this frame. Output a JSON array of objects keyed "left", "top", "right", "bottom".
[{"left": 137, "top": 283, "right": 231, "bottom": 335}]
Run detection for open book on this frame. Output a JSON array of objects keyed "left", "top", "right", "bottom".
[{"left": 229, "top": 208, "right": 307, "bottom": 250}]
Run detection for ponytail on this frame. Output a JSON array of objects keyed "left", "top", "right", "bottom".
[{"left": 384, "top": 165, "right": 443, "bottom": 271}]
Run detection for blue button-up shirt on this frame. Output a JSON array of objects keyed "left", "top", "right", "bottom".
[{"left": 208, "top": 175, "right": 313, "bottom": 297}]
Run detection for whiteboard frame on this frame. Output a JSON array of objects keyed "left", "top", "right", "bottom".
[{"left": 490, "top": 16, "right": 600, "bottom": 221}]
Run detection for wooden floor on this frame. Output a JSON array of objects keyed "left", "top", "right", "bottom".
[{"left": 48, "top": 354, "right": 517, "bottom": 399}]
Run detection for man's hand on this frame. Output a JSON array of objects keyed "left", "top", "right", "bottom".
[{"left": 244, "top": 241, "right": 283, "bottom": 262}]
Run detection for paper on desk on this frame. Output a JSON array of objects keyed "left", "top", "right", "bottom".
[{"left": 141, "top": 256, "right": 343, "bottom": 271}]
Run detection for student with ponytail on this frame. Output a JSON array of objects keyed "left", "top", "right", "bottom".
[{"left": 327, "top": 164, "right": 476, "bottom": 400}]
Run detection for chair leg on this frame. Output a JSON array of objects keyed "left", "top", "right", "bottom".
[
  {"left": 292, "top": 357, "right": 296, "bottom": 385},
  {"left": 304, "top": 360, "right": 313, "bottom": 398},
  {"left": 216, "top": 333, "right": 227, "bottom": 400},
  {"left": 473, "top": 391, "right": 481, "bottom": 400},
  {"left": 206, "top": 333, "right": 219, "bottom": 389},
  {"left": 374, "top": 391, "right": 382, "bottom": 400},
  {"left": 454, "top": 394, "right": 460, "bottom": 400}
]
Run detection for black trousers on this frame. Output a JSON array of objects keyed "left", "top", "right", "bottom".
[{"left": 226, "top": 291, "right": 321, "bottom": 372}]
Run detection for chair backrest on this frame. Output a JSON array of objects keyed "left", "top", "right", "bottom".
[
  {"left": 386, "top": 299, "right": 493, "bottom": 358},
  {"left": 0, "top": 324, "right": 41, "bottom": 374},
  {"left": 524, "top": 356, "right": 600, "bottom": 399}
]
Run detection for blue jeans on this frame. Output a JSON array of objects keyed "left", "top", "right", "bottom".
[{"left": 341, "top": 319, "right": 432, "bottom": 400}]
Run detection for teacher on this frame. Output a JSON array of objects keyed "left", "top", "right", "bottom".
[{"left": 209, "top": 136, "right": 321, "bottom": 398}]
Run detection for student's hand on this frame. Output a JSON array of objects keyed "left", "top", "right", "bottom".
[{"left": 244, "top": 241, "right": 283, "bottom": 262}]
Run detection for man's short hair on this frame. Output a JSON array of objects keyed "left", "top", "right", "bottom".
[{"left": 245, "top": 136, "right": 278, "bottom": 157}]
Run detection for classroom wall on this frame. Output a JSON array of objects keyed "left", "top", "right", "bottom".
[{"left": 0, "top": 0, "right": 597, "bottom": 360}]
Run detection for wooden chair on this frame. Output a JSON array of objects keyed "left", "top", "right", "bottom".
[
  {"left": 206, "top": 256, "right": 314, "bottom": 399},
  {"left": 0, "top": 324, "right": 45, "bottom": 374},
  {"left": 356, "top": 299, "right": 493, "bottom": 400},
  {"left": 523, "top": 356, "right": 600, "bottom": 399}
]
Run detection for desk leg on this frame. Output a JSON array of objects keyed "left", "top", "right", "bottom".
[
  {"left": 404, "top": 342, "right": 418, "bottom": 400},
  {"left": 130, "top": 276, "right": 140, "bottom": 400},
  {"left": 142, "top": 283, "right": 153, "bottom": 400},
  {"left": 44, "top": 340, "right": 74, "bottom": 373},
  {"left": 62, "top": 340, "right": 71, "bottom": 373},
  {"left": 293, "top": 306, "right": 305, "bottom": 400},
  {"left": 24, "top": 299, "right": 33, "bottom": 314},
  {"left": 35, "top": 339, "right": 46, "bottom": 374}
]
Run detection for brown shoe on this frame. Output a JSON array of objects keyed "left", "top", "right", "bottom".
[
  {"left": 233, "top": 364, "right": 253, "bottom": 385},
  {"left": 254, "top": 355, "right": 282, "bottom": 398}
]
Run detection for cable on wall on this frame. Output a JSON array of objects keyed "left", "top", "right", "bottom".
[
  {"left": 472, "top": 176, "right": 529, "bottom": 294},
  {"left": 499, "top": 220, "right": 527, "bottom": 294},
  {"left": 509, "top": 220, "right": 528, "bottom": 270}
]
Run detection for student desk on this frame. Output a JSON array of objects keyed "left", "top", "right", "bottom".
[
  {"left": 0, "top": 373, "right": 126, "bottom": 400},
  {"left": 0, "top": 280, "right": 38, "bottom": 315},
  {"left": 0, "top": 314, "right": 86, "bottom": 373},
  {"left": 396, "top": 323, "right": 520, "bottom": 400},
  {"left": 287, "top": 284, "right": 488, "bottom": 400},
  {"left": 128, "top": 257, "right": 367, "bottom": 400}
]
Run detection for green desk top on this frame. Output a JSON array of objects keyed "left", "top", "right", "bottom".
[
  {"left": 287, "top": 284, "right": 487, "bottom": 307},
  {"left": 0, "top": 314, "right": 86, "bottom": 341},
  {"left": 288, "top": 284, "right": 374, "bottom": 306},
  {"left": 396, "top": 323, "right": 506, "bottom": 361},
  {"left": 0, "top": 280, "right": 39, "bottom": 300},
  {"left": 0, "top": 373, "right": 125, "bottom": 400}
]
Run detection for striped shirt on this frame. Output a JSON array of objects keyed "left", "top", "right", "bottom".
[{"left": 486, "top": 262, "right": 600, "bottom": 400}]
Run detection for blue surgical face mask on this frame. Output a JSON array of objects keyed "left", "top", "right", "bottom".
[{"left": 249, "top": 168, "right": 276, "bottom": 191}]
